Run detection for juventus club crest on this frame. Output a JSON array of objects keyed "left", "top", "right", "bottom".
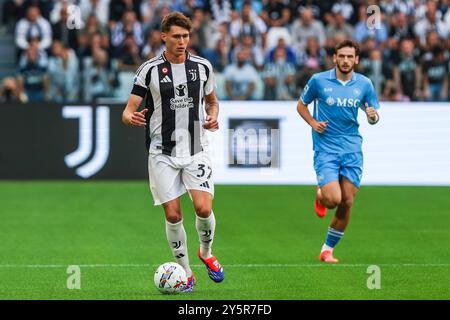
[{"left": 188, "top": 69, "right": 197, "bottom": 81}]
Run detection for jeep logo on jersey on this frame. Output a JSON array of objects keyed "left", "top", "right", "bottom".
[
  {"left": 175, "top": 84, "right": 186, "bottom": 96},
  {"left": 62, "top": 106, "right": 110, "bottom": 178},
  {"left": 336, "top": 98, "right": 361, "bottom": 108}
]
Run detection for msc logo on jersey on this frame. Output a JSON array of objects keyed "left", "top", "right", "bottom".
[
  {"left": 63, "top": 106, "right": 110, "bottom": 178},
  {"left": 336, "top": 98, "right": 361, "bottom": 108}
]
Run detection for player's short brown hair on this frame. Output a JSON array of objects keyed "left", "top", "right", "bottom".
[
  {"left": 161, "top": 12, "right": 192, "bottom": 33},
  {"left": 335, "top": 40, "right": 360, "bottom": 56}
]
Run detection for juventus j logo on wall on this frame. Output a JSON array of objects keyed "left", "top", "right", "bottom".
[{"left": 63, "top": 106, "right": 110, "bottom": 178}]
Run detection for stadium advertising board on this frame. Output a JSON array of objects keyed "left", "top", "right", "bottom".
[{"left": 0, "top": 102, "right": 449, "bottom": 185}]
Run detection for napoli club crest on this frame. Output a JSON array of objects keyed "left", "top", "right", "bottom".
[{"left": 326, "top": 96, "right": 335, "bottom": 106}]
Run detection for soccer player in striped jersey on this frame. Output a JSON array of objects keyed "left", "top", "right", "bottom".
[
  {"left": 297, "top": 40, "right": 380, "bottom": 263},
  {"left": 122, "top": 12, "right": 224, "bottom": 291}
]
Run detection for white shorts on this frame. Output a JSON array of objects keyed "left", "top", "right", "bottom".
[{"left": 148, "top": 151, "right": 215, "bottom": 205}]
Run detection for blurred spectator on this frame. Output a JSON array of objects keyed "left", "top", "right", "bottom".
[
  {"left": 230, "top": 34, "right": 264, "bottom": 70},
  {"left": 84, "top": 49, "right": 114, "bottom": 100},
  {"left": 267, "top": 37, "right": 296, "bottom": 66},
  {"left": 2, "top": 0, "right": 28, "bottom": 33},
  {"left": 78, "top": 14, "right": 109, "bottom": 53},
  {"left": 325, "top": 9, "right": 353, "bottom": 40},
  {"left": 354, "top": 4, "right": 388, "bottom": 45},
  {"left": 50, "top": 0, "right": 76, "bottom": 25},
  {"left": 263, "top": 47, "right": 296, "bottom": 100},
  {"left": 223, "top": 48, "right": 259, "bottom": 100},
  {"left": 1, "top": 0, "right": 450, "bottom": 104},
  {"left": 15, "top": 5, "right": 52, "bottom": 52},
  {"left": 202, "top": 36, "right": 229, "bottom": 72},
  {"left": 209, "top": 0, "right": 232, "bottom": 25},
  {"left": 229, "top": 1, "right": 267, "bottom": 50},
  {"left": 0, "top": 77, "right": 26, "bottom": 102},
  {"left": 261, "top": 0, "right": 290, "bottom": 28},
  {"left": 140, "top": 0, "right": 159, "bottom": 25},
  {"left": 331, "top": 0, "right": 354, "bottom": 22},
  {"left": 359, "top": 47, "right": 388, "bottom": 96},
  {"left": 380, "top": 0, "right": 415, "bottom": 17},
  {"left": 381, "top": 82, "right": 411, "bottom": 102},
  {"left": 110, "top": 10, "right": 143, "bottom": 58},
  {"left": 80, "top": 0, "right": 110, "bottom": 28},
  {"left": 18, "top": 37, "right": 48, "bottom": 68},
  {"left": 291, "top": 6, "right": 326, "bottom": 53},
  {"left": 388, "top": 12, "right": 415, "bottom": 42},
  {"left": 296, "top": 36, "right": 327, "bottom": 95},
  {"left": 51, "top": 4, "right": 79, "bottom": 50},
  {"left": 78, "top": 30, "right": 109, "bottom": 61},
  {"left": 141, "top": 29, "right": 165, "bottom": 60},
  {"left": 172, "top": 0, "right": 198, "bottom": 18},
  {"left": 392, "top": 38, "right": 422, "bottom": 101},
  {"left": 47, "top": 41, "right": 79, "bottom": 102},
  {"left": 191, "top": 7, "right": 217, "bottom": 51},
  {"left": 144, "top": 3, "right": 171, "bottom": 32},
  {"left": 109, "top": 0, "right": 141, "bottom": 24},
  {"left": 415, "top": 0, "right": 450, "bottom": 47},
  {"left": 118, "top": 35, "right": 142, "bottom": 71},
  {"left": 422, "top": 46, "right": 449, "bottom": 101},
  {"left": 17, "top": 45, "right": 49, "bottom": 102},
  {"left": 203, "top": 22, "right": 231, "bottom": 71}
]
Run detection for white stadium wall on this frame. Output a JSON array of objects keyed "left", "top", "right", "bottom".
[{"left": 207, "top": 101, "right": 450, "bottom": 186}]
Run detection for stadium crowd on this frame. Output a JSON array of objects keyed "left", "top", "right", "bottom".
[{"left": 0, "top": 0, "right": 449, "bottom": 103}]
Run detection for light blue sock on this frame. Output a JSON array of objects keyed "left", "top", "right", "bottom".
[{"left": 324, "top": 227, "right": 344, "bottom": 249}]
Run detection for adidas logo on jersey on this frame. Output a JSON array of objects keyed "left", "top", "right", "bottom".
[
  {"left": 200, "top": 181, "right": 210, "bottom": 189},
  {"left": 160, "top": 75, "right": 172, "bottom": 83}
]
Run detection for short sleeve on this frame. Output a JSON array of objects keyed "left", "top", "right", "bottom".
[
  {"left": 300, "top": 75, "right": 317, "bottom": 105},
  {"left": 364, "top": 80, "right": 380, "bottom": 110},
  {"left": 204, "top": 63, "right": 216, "bottom": 96},
  {"left": 130, "top": 62, "right": 149, "bottom": 98}
]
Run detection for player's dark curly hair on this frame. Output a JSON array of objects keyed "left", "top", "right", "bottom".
[
  {"left": 335, "top": 40, "right": 360, "bottom": 56},
  {"left": 161, "top": 12, "right": 192, "bottom": 33}
]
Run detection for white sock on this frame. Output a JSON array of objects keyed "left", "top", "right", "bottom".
[
  {"left": 196, "top": 211, "right": 216, "bottom": 259},
  {"left": 165, "top": 220, "right": 192, "bottom": 277},
  {"left": 321, "top": 243, "right": 334, "bottom": 253}
]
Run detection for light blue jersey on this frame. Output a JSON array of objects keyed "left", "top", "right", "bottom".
[{"left": 300, "top": 68, "right": 380, "bottom": 154}]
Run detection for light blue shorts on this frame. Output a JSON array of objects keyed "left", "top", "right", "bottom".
[{"left": 313, "top": 151, "right": 363, "bottom": 188}]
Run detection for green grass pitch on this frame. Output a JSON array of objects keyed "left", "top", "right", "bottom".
[{"left": 0, "top": 181, "right": 449, "bottom": 300}]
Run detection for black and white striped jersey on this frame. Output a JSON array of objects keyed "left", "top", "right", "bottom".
[{"left": 131, "top": 51, "right": 216, "bottom": 157}]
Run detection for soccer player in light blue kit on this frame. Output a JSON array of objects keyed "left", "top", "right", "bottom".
[{"left": 297, "top": 40, "right": 380, "bottom": 263}]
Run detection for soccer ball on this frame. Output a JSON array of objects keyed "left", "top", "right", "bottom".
[{"left": 154, "top": 262, "right": 187, "bottom": 294}]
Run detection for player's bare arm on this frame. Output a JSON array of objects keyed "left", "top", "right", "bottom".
[
  {"left": 122, "top": 94, "right": 147, "bottom": 127},
  {"left": 296, "top": 100, "right": 328, "bottom": 133},
  {"left": 203, "top": 91, "right": 219, "bottom": 131}
]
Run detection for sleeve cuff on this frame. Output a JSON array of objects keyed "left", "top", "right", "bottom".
[{"left": 131, "top": 85, "right": 147, "bottom": 98}]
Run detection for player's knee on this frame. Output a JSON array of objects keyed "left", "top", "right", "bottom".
[
  {"left": 165, "top": 212, "right": 182, "bottom": 224},
  {"left": 164, "top": 206, "right": 183, "bottom": 223},
  {"left": 194, "top": 203, "right": 212, "bottom": 218},
  {"left": 341, "top": 197, "right": 354, "bottom": 209},
  {"left": 322, "top": 194, "right": 341, "bottom": 209}
]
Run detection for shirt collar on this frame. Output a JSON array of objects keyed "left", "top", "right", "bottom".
[{"left": 330, "top": 68, "right": 356, "bottom": 82}]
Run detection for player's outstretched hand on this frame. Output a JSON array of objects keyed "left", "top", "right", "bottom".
[
  {"left": 365, "top": 102, "right": 379, "bottom": 124},
  {"left": 203, "top": 115, "right": 219, "bottom": 131},
  {"left": 130, "top": 108, "right": 148, "bottom": 127},
  {"left": 312, "top": 120, "right": 328, "bottom": 134}
]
